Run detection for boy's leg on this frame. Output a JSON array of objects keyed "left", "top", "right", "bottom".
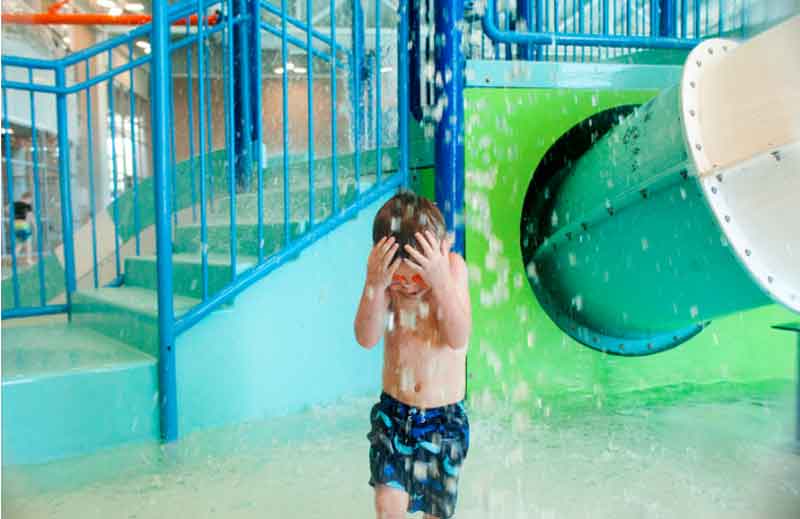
[{"left": 374, "top": 484, "right": 409, "bottom": 519}]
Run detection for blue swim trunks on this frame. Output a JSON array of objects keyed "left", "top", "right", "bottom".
[{"left": 367, "top": 392, "right": 470, "bottom": 519}]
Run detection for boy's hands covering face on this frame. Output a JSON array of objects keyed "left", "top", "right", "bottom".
[
  {"left": 403, "top": 231, "right": 454, "bottom": 291},
  {"left": 367, "top": 236, "right": 401, "bottom": 289}
]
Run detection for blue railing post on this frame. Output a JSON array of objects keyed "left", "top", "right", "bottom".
[
  {"left": 151, "top": 0, "right": 178, "bottom": 442},
  {"left": 397, "top": 0, "right": 410, "bottom": 185},
  {"left": 433, "top": 0, "right": 464, "bottom": 255},
  {"left": 658, "top": 0, "right": 676, "bottom": 37},
  {"left": 55, "top": 66, "right": 77, "bottom": 317},
  {"left": 350, "top": 0, "right": 365, "bottom": 193},
  {"left": 234, "top": 0, "right": 253, "bottom": 192},
  {"left": 517, "top": 0, "right": 535, "bottom": 59}
]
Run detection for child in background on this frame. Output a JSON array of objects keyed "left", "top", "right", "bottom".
[
  {"left": 13, "top": 192, "right": 35, "bottom": 266},
  {"left": 354, "top": 192, "right": 472, "bottom": 519}
]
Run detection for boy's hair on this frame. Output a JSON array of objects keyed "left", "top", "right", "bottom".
[{"left": 373, "top": 191, "right": 446, "bottom": 260}]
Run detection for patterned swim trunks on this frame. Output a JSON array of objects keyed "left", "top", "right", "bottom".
[{"left": 367, "top": 392, "right": 470, "bottom": 519}]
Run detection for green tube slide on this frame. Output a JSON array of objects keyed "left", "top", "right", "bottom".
[{"left": 523, "top": 18, "right": 800, "bottom": 356}]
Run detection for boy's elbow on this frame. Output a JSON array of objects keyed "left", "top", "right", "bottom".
[{"left": 354, "top": 326, "right": 380, "bottom": 349}]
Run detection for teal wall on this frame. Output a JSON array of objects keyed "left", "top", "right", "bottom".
[{"left": 175, "top": 194, "right": 390, "bottom": 433}]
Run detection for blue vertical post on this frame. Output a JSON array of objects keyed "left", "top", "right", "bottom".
[
  {"left": 198, "top": 0, "right": 210, "bottom": 300},
  {"left": 517, "top": 0, "right": 534, "bottom": 59},
  {"left": 55, "top": 67, "right": 77, "bottom": 317},
  {"left": 307, "top": 0, "right": 315, "bottom": 227},
  {"left": 535, "top": 0, "right": 548, "bottom": 61},
  {"left": 658, "top": 0, "right": 676, "bottom": 37},
  {"left": 107, "top": 56, "right": 122, "bottom": 281},
  {"left": 128, "top": 42, "right": 142, "bottom": 256},
  {"left": 397, "top": 0, "right": 410, "bottom": 186},
  {"left": 351, "top": 0, "right": 365, "bottom": 194},
  {"left": 234, "top": 0, "right": 253, "bottom": 192},
  {"left": 331, "top": 0, "right": 339, "bottom": 212},
  {"left": 433, "top": 0, "right": 464, "bottom": 255},
  {"left": 375, "top": 0, "right": 383, "bottom": 184},
  {"left": 28, "top": 70, "right": 47, "bottom": 305},
  {"left": 252, "top": 0, "right": 265, "bottom": 261},
  {"left": 151, "top": 0, "right": 178, "bottom": 442},
  {"left": 85, "top": 63, "right": 99, "bottom": 288},
  {"left": 280, "top": 0, "right": 290, "bottom": 245},
  {"left": 225, "top": 0, "right": 239, "bottom": 278},
  {"left": 2, "top": 83, "right": 21, "bottom": 308},
  {"left": 186, "top": 35, "right": 197, "bottom": 223}
]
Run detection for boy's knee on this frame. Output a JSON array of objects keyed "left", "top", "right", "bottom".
[{"left": 374, "top": 485, "right": 408, "bottom": 519}]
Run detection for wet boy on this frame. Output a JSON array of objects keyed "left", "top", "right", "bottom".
[{"left": 354, "top": 192, "right": 471, "bottom": 519}]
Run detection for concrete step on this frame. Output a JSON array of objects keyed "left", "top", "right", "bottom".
[
  {"left": 124, "top": 253, "right": 255, "bottom": 300},
  {"left": 1, "top": 323, "right": 159, "bottom": 465},
  {"left": 72, "top": 286, "right": 200, "bottom": 357}
]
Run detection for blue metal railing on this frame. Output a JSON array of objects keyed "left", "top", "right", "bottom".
[
  {"left": 3, "top": 0, "right": 408, "bottom": 440},
  {"left": 472, "top": 0, "right": 746, "bottom": 61}
]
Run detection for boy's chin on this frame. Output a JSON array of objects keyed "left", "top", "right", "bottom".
[{"left": 393, "top": 287, "right": 429, "bottom": 298}]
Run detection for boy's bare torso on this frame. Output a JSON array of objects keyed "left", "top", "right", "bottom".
[{"left": 382, "top": 286, "right": 466, "bottom": 408}]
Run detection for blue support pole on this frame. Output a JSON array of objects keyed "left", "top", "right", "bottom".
[
  {"left": 433, "top": 0, "right": 464, "bottom": 255},
  {"left": 658, "top": 0, "right": 676, "bottom": 37},
  {"left": 307, "top": 0, "right": 315, "bottom": 227},
  {"left": 2, "top": 82, "right": 21, "bottom": 308},
  {"left": 253, "top": 0, "right": 265, "bottom": 262},
  {"left": 107, "top": 55, "right": 122, "bottom": 280},
  {"left": 542, "top": 0, "right": 549, "bottom": 61},
  {"left": 128, "top": 42, "right": 142, "bottom": 256},
  {"left": 680, "top": 0, "right": 687, "bottom": 38},
  {"left": 281, "top": 0, "right": 290, "bottom": 244},
  {"left": 397, "top": 0, "right": 410, "bottom": 186},
  {"left": 375, "top": 0, "right": 383, "bottom": 184},
  {"left": 234, "top": 0, "right": 253, "bottom": 192},
  {"left": 151, "top": 0, "right": 178, "bottom": 442},
  {"left": 85, "top": 62, "right": 100, "bottom": 288},
  {"left": 225, "top": 0, "right": 239, "bottom": 278},
  {"left": 351, "top": 0, "right": 365, "bottom": 194},
  {"left": 197, "top": 0, "right": 209, "bottom": 301},
  {"left": 331, "top": 0, "right": 339, "bottom": 212},
  {"left": 28, "top": 70, "right": 47, "bottom": 305},
  {"left": 186, "top": 35, "right": 197, "bottom": 224},
  {"left": 517, "top": 0, "right": 534, "bottom": 59},
  {"left": 55, "top": 66, "right": 77, "bottom": 317}
]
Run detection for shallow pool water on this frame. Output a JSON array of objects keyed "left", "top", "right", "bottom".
[{"left": 3, "top": 381, "right": 799, "bottom": 518}]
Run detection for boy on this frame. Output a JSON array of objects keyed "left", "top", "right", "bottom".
[
  {"left": 354, "top": 192, "right": 472, "bottom": 519},
  {"left": 13, "top": 192, "right": 36, "bottom": 266}
]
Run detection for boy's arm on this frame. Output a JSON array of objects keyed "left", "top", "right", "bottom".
[
  {"left": 354, "top": 283, "right": 390, "bottom": 349},
  {"left": 354, "top": 236, "right": 400, "bottom": 348},
  {"left": 430, "top": 253, "right": 471, "bottom": 350},
  {"left": 404, "top": 232, "right": 472, "bottom": 350}
]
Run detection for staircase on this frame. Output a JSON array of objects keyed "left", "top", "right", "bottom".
[{"left": 2, "top": 171, "right": 359, "bottom": 465}]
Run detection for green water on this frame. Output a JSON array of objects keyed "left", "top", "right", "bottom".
[{"left": 3, "top": 381, "right": 798, "bottom": 518}]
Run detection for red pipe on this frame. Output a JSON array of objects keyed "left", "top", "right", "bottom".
[
  {"left": 1, "top": 12, "right": 219, "bottom": 26},
  {"left": 48, "top": 0, "right": 72, "bottom": 14}
]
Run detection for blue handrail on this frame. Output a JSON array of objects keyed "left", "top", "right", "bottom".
[{"left": 481, "top": 0, "right": 700, "bottom": 49}]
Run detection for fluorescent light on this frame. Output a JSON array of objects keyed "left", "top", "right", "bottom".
[
  {"left": 109, "top": 7, "right": 123, "bottom": 15},
  {"left": 1, "top": 128, "right": 14, "bottom": 135},
  {"left": 286, "top": 62, "right": 296, "bottom": 71},
  {"left": 274, "top": 67, "right": 284, "bottom": 74},
  {"left": 135, "top": 40, "right": 150, "bottom": 51},
  {"left": 124, "top": 2, "right": 145, "bottom": 11},
  {"left": 97, "top": 0, "right": 116, "bottom": 8},
  {"left": 63, "top": 37, "right": 71, "bottom": 45},
  {"left": 381, "top": 66, "right": 392, "bottom": 73},
  {"left": 292, "top": 67, "right": 307, "bottom": 73}
]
